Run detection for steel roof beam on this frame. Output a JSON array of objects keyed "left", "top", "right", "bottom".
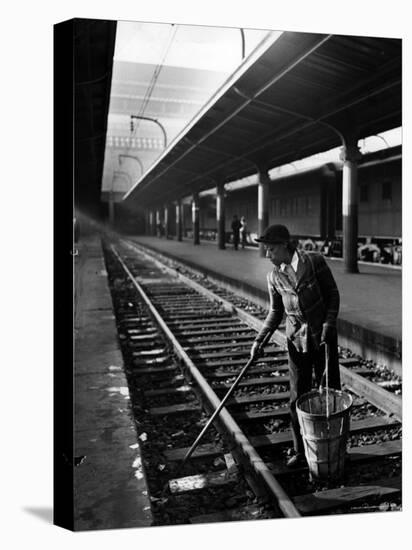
[{"left": 123, "top": 34, "right": 332, "bottom": 200}]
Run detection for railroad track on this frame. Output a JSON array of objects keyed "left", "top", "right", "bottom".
[{"left": 103, "top": 238, "right": 402, "bottom": 525}]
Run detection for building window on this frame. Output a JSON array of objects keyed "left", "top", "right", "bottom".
[
  {"left": 360, "top": 184, "right": 369, "bottom": 202},
  {"left": 382, "top": 181, "right": 392, "bottom": 201}
]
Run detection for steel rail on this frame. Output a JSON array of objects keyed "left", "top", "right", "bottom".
[
  {"left": 111, "top": 243, "right": 301, "bottom": 518},
  {"left": 126, "top": 239, "right": 402, "bottom": 422},
  {"left": 124, "top": 239, "right": 284, "bottom": 346}
]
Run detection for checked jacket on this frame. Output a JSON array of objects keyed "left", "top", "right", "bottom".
[{"left": 254, "top": 250, "right": 340, "bottom": 350}]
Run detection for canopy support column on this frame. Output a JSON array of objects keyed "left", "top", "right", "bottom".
[
  {"left": 216, "top": 182, "right": 226, "bottom": 250},
  {"left": 144, "top": 211, "right": 149, "bottom": 235},
  {"left": 149, "top": 210, "right": 155, "bottom": 236},
  {"left": 340, "top": 142, "right": 361, "bottom": 273},
  {"left": 326, "top": 175, "right": 337, "bottom": 241},
  {"left": 176, "top": 200, "right": 183, "bottom": 242},
  {"left": 164, "top": 204, "right": 169, "bottom": 239},
  {"left": 192, "top": 193, "right": 200, "bottom": 245},
  {"left": 258, "top": 170, "right": 270, "bottom": 257},
  {"left": 155, "top": 209, "right": 161, "bottom": 237}
]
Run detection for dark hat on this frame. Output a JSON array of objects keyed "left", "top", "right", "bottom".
[{"left": 255, "top": 224, "right": 290, "bottom": 244}]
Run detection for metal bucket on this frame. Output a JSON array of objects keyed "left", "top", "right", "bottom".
[{"left": 296, "top": 389, "right": 353, "bottom": 482}]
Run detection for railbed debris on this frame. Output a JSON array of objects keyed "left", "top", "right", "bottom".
[{"left": 101, "top": 240, "right": 402, "bottom": 524}]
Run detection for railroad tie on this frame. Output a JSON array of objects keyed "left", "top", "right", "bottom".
[
  {"left": 293, "top": 476, "right": 401, "bottom": 515},
  {"left": 189, "top": 504, "right": 275, "bottom": 524},
  {"left": 168, "top": 469, "right": 238, "bottom": 494}
]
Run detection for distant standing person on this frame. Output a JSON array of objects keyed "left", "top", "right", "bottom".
[
  {"left": 231, "top": 215, "right": 242, "bottom": 250},
  {"left": 240, "top": 216, "right": 248, "bottom": 249}
]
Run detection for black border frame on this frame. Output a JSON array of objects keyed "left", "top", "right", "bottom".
[{"left": 53, "top": 18, "right": 75, "bottom": 530}]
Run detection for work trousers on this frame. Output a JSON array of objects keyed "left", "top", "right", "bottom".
[
  {"left": 287, "top": 335, "right": 341, "bottom": 453},
  {"left": 233, "top": 232, "right": 240, "bottom": 250}
]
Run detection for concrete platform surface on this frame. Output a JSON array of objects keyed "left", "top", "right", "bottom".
[
  {"left": 74, "top": 235, "right": 152, "bottom": 531},
  {"left": 130, "top": 236, "right": 402, "bottom": 368}
]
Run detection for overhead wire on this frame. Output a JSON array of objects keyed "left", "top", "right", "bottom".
[{"left": 128, "top": 24, "right": 178, "bottom": 152}]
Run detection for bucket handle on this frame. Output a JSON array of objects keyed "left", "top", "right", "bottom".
[{"left": 318, "top": 342, "right": 330, "bottom": 419}]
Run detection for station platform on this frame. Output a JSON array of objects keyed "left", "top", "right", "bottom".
[
  {"left": 74, "top": 234, "right": 152, "bottom": 531},
  {"left": 130, "top": 235, "right": 402, "bottom": 373}
]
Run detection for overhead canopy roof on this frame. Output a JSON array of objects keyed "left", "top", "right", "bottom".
[
  {"left": 73, "top": 18, "right": 117, "bottom": 215},
  {"left": 123, "top": 31, "right": 401, "bottom": 208}
]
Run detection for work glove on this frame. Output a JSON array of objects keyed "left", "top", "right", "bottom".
[
  {"left": 320, "top": 324, "right": 337, "bottom": 345},
  {"left": 250, "top": 341, "right": 263, "bottom": 360}
]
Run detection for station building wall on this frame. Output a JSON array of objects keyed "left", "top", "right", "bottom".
[
  {"left": 148, "top": 151, "right": 401, "bottom": 242},
  {"left": 224, "top": 173, "right": 323, "bottom": 238},
  {"left": 223, "top": 159, "right": 401, "bottom": 241},
  {"left": 225, "top": 186, "right": 258, "bottom": 234},
  {"left": 182, "top": 196, "right": 216, "bottom": 235},
  {"left": 357, "top": 163, "right": 401, "bottom": 239},
  {"left": 199, "top": 196, "right": 217, "bottom": 232},
  {"left": 267, "top": 179, "right": 322, "bottom": 237}
]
